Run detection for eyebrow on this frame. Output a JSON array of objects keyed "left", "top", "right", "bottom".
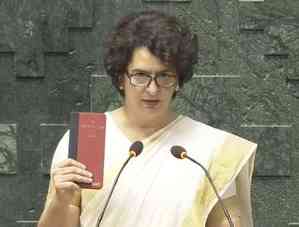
[{"left": 130, "top": 69, "right": 175, "bottom": 74}]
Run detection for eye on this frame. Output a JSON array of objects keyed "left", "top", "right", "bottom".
[
  {"left": 133, "top": 72, "right": 149, "bottom": 77},
  {"left": 131, "top": 72, "right": 150, "bottom": 84},
  {"left": 157, "top": 73, "right": 176, "bottom": 81}
]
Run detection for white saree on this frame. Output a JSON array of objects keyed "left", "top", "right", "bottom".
[{"left": 49, "top": 112, "right": 257, "bottom": 227}]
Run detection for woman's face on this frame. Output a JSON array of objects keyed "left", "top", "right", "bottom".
[{"left": 121, "top": 47, "right": 177, "bottom": 121}]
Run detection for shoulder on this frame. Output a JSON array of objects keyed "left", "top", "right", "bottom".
[
  {"left": 178, "top": 116, "right": 228, "bottom": 142},
  {"left": 181, "top": 115, "right": 257, "bottom": 147},
  {"left": 177, "top": 116, "right": 257, "bottom": 161}
]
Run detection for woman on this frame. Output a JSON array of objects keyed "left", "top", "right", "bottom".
[{"left": 38, "top": 10, "right": 257, "bottom": 227}]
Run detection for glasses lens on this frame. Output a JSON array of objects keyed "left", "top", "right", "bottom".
[
  {"left": 128, "top": 71, "right": 177, "bottom": 87},
  {"left": 156, "top": 74, "right": 176, "bottom": 87},
  {"left": 130, "top": 73, "right": 151, "bottom": 86}
]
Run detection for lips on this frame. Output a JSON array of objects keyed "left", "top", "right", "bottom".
[
  {"left": 141, "top": 99, "right": 160, "bottom": 108},
  {"left": 142, "top": 99, "right": 159, "bottom": 102}
]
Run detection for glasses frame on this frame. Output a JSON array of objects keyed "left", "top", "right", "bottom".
[{"left": 125, "top": 70, "right": 177, "bottom": 88}]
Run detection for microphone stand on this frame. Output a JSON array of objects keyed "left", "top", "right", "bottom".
[
  {"left": 96, "top": 155, "right": 133, "bottom": 227},
  {"left": 185, "top": 155, "right": 235, "bottom": 227}
]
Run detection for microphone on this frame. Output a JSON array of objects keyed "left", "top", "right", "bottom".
[
  {"left": 96, "top": 141, "right": 144, "bottom": 227},
  {"left": 170, "top": 145, "right": 235, "bottom": 227}
]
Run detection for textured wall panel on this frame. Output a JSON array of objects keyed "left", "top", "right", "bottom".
[
  {"left": 0, "top": 0, "right": 44, "bottom": 78},
  {"left": 0, "top": 174, "right": 50, "bottom": 227},
  {"left": 17, "top": 149, "right": 41, "bottom": 175},
  {"left": 239, "top": 21, "right": 294, "bottom": 177},
  {"left": 90, "top": 75, "right": 122, "bottom": 112},
  {"left": 240, "top": 126, "right": 291, "bottom": 176},
  {"left": 40, "top": 124, "right": 68, "bottom": 174},
  {"left": 239, "top": 0, "right": 264, "bottom": 2},
  {"left": 13, "top": 175, "right": 51, "bottom": 227},
  {"left": 0, "top": 0, "right": 16, "bottom": 53},
  {"left": 144, "top": 0, "right": 191, "bottom": 2},
  {"left": 16, "top": 222, "right": 37, "bottom": 227},
  {"left": 42, "top": 0, "right": 95, "bottom": 52},
  {"left": 45, "top": 55, "right": 90, "bottom": 122},
  {"left": 0, "top": 177, "right": 29, "bottom": 227},
  {"left": 0, "top": 0, "right": 14, "bottom": 53},
  {"left": 42, "top": 0, "right": 69, "bottom": 52},
  {"left": 239, "top": 0, "right": 299, "bottom": 225},
  {"left": 240, "top": 0, "right": 299, "bottom": 21},
  {"left": 68, "top": 0, "right": 94, "bottom": 28},
  {"left": 289, "top": 224, "right": 299, "bottom": 227},
  {"left": 175, "top": 76, "right": 293, "bottom": 176},
  {"left": 16, "top": 48, "right": 44, "bottom": 78},
  {"left": 211, "top": 0, "right": 240, "bottom": 75},
  {"left": 288, "top": 100, "right": 299, "bottom": 224},
  {"left": 287, "top": 78, "right": 299, "bottom": 98},
  {"left": 16, "top": 79, "right": 48, "bottom": 151},
  {"left": 0, "top": 53, "right": 16, "bottom": 121},
  {"left": 0, "top": 124, "right": 17, "bottom": 174},
  {"left": 174, "top": 77, "right": 235, "bottom": 127},
  {"left": 68, "top": 29, "right": 97, "bottom": 74},
  {"left": 13, "top": 175, "right": 45, "bottom": 226},
  {"left": 252, "top": 177, "right": 289, "bottom": 227},
  {"left": 174, "top": 2, "right": 219, "bottom": 75}
]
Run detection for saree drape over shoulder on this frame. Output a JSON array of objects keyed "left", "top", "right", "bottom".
[{"left": 49, "top": 113, "right": 257, "bottom": 227}]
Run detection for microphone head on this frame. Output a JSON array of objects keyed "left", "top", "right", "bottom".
[
  {"left": 170, "top": 145, "right": 187, "bottom": 159},
  {"left": 129, "top": 141, "right": 144, "bottom": 157}
]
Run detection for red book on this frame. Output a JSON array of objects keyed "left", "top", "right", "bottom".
[{"left": 69, "top": 112, "right": 106, "bottom": 189}]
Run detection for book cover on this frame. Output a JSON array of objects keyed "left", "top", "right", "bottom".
[{"left": 69, "top": 112, "right": 106, "bottom": 189}]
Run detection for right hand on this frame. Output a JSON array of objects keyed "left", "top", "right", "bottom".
[{"left": 51, "top": 159, "right": 93, "bottom": 205}]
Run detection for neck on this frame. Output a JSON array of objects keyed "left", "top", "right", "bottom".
[{"left": 120, "top": 106, "right": 176, "bottom": 130}]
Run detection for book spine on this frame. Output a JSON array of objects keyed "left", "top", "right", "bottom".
[{"left": 68, "top": 112, "right": 79, "bottom": 160}]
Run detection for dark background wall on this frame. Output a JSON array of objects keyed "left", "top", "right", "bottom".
[{"left": 0, "top": 0, "right": 298, "bottom": 226}]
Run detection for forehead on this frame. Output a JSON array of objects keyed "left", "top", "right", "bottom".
[{"left": 127, "top": 47, "right": 174, "bottom": 72}]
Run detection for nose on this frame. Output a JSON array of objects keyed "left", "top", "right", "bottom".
[{"left": 145, "top": 78, "right": 159, "bottom": 95}]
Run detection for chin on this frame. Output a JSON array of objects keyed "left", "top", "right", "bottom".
[{"left": 142, "top": 107, "right": 169, "bottom": 118}]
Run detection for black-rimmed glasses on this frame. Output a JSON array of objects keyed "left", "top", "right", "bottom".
[{"left": 126, "top": 71, "right": 177, "bottom": 88}]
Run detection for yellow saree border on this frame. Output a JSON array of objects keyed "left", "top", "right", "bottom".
[{"left": 182, "top": 133, "right": 257, "bottom": 227}]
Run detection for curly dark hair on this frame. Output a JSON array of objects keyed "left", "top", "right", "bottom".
[{"left": 103, "top": 10, "right": 198, "bottom": 96}]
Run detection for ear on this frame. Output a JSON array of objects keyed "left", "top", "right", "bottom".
[{"left": 118, "top": 75, "right": 125, "bottom": 90}]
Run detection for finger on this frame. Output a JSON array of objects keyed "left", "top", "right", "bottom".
[
  {"left": 55, "top": 166, "right": 93, "bottom": 178},
  {"left": 55, "top": 174, "right": 93, "bottom": 185},
  {"left": 54, "top": 158, "right": 86, "bottom": 169}
]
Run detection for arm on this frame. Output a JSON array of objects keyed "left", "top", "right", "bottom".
[
  {"left": 206, "top": 195, "right": 241, "bottom": 227},
  {"left": 38, "top": 193, "right": 81, "bottom": 227},
  {"left": 38, "top": 159, "right": 93, "bottom": 227}
]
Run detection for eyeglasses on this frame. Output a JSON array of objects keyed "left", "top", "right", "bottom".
[{"left": 126, "top": 70, "right": 177, "bottom": 88}]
